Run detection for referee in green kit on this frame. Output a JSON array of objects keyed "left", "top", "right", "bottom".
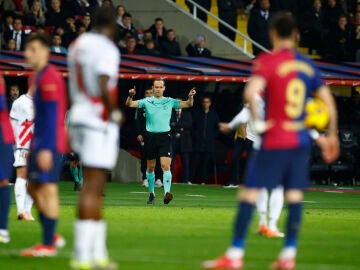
[{"left": 126, "top": 79, "right": 196, "bottom": 205}]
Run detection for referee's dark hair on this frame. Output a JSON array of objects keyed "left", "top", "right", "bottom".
[
  {"left": 92, "top": 6, "right": 117, "bottom": 28},
  {"left": 269, "top": 11, "right": 297, "bottom": 39},
  {"left": 25, "top": 32, "right": 52, "bottom": 48}
]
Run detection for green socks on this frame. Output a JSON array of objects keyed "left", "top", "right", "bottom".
[
  {"left": 146, "top": 171, "right": 155, "bottom": 194},
  {"left": 163, "top": 170, "right": 172, "bottom": 194}
]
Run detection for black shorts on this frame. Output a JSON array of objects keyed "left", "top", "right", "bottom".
[{"left": 145, "top": 132, "right": 172, "bottom": 160}]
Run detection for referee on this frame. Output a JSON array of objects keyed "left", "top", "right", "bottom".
[{"left": 126, "top": 79, "right": 196, "bottom": 204}]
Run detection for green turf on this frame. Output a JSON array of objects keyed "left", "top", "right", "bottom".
[{"left": 0, "top": 182, "right": 360, "bottom": 269}]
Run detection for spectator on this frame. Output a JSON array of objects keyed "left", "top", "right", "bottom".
[
  {"left": 323, "top": 0, "right": 344, "bottom": 30},
  {"left": 300, "top": 0, "right": 325, "bottom": 54},
  {"left": 80, "top": 13, "right": 91, "bottom": 31},
  {"left": 116, "top": 5, "right": 126, "bottom": 25},
  {"left": 147, "top": 17, "right": 167, "bottom": 48},
  {"left": 5, "top": 39, "right": 16, "bottom": 51},
  {"left": 170, "top": 98, "right": 193, "bottom": 184},
  {"left": 102, "top": 0, "right": 113, "bottom": 8},
  {"left": 4, "top": 18, "right": 29, "bottom": 51},
  {"left": 185, "top": 0, "right": 211, "bottom": 22},
  {"left": 115, "top": 12, "right": 137, "bottom": 43},
  {"left": 45, "top": 0, "right": 67, "bottom": 27},
  {"left": 191, "top": 96, "right": 220, "bottom": 184},
  {"left": 217, "top": 0, "right": 240, "bottom": 42},
  {"left": 6, "top": 84, "right": 20, "bottom": 112},
  {"left": 2, "top": 0, "right": 29, "bottom": 15},
  {"left": 77, "top": 23, "right": 87, "bottom": 35},
  {"left": 63, "top": 0, "right": 91, "bottom": 17},
  {"left": 135, "top": 88, "right": 163, "bottom": 187},
  {"left": 247, "top": 0, "right": 272, "bottom": 56},
  {"left": 161, "top": 29, "right": 181, "bottom": 56},
  {"left": 62, "top": 15, "right": 78, "bottom": 46},
  {"left": 186, "top": 34, "right": 212, "bottom": 57},
  {"left": 1, "top": 12, "right": 14, "bottom": 33},
  {"left": 326, "top": 14, "right": 355, "bottom": 60},
  {"left": 120, "top": 36, "right": 140, "bottom": 55},
  {"left": 141, "top": 39, "right": 161, "bottom": 56},
  {"left": 50, "top": 34, "right": 67, "bottom": 54},
  {"left": 24, "top": 0, "right": 46, "bottom": 27},
  {"left": 352, "top": 11, "right": 360, "bottom": 25},
  {"left": 136, "top": 30, "right": 152, "bottom": 51}
]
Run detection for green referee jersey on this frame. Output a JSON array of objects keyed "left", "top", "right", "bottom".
[{"left": 138, "top": 96, "right": 180, "bottom": 133}]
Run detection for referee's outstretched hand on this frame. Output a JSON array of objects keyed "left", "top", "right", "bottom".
[
  {"left": 129, "top": 88, "right": 136, "bottom": 96},
  {"left": 188, "top": 88, "right": 196, "bottom": 96}
]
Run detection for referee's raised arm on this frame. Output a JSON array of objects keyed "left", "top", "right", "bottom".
[
  {"left": 125, "top": 87, "right": 139, "bottom": 108},
  {"left": 179, "top": 88, "right": 197, "bottom": 108}
]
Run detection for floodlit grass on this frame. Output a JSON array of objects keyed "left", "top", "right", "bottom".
[{"left": 0, "top": 182, "right": 359, "bottom": 269}]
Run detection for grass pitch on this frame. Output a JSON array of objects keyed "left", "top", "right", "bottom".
[{"left": 0, "top": 182, "right": 359, "bottom": 270}]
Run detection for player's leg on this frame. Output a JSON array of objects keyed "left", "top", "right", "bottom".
[
  {"left": 160, "top": 156, "right": 173, "bottom": 204},
  {"left": 146, "top": 159, "right": 156, "bottom": 204},
  {"left": 267, "top": 186, "right": 285, "bottom": 238},
  {"left": 140, "top": 144, "right": 148, "bottom": 187},
  {"left": 271, "top": 148, "right": 310, "bottom": 270},
  {"left": 74, "top": 168, "right": 107, "bottom": 267},
  {"left": 14, "top": 166, "right": 27, "bottom": 219},
  {"left": 256, "top": 188, "right": 269, "bottom": 235},
  {"left": 0, "top": 178, "right": 11, "bottom": 244},
  {"left": 203, "top": 188, "right": 259, "bottom": 269},
  {"left": 271, "top": 190, "right": 302, "bottom": 270}
]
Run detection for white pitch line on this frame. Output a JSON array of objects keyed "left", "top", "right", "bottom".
[
  {"left": 184, "top": 194, "right": 206, "bottom": 198},
  {"left": 324, "top": 191, "right": 344, "bottom": 194},
  {"left": 302, "top": 200, "right": 317, "bottom": 203},
  {"left": 129, "top": 191, "right": 148, "bottom": 194}
]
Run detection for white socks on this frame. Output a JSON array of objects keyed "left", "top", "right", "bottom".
[
  {"left": 226, "top": 246, "right": 244, "bottom": 260},
  {"left": 269, "top": 186, "right": 284, "bottom": 231},
  {"left": 14, "top": 178, "right": 27, "bottom": 214},
  {"left": 256, "top": 186, "right": 284, "bottom": 230},
  {"left": 256, "top": 188, "right": 268, "bottom": 226},
  {"left": 279, "top": 247, "right": 297, "bottom": 260},
  {"left": 74, "top": 220, "right": 108, "bottom": 264}
]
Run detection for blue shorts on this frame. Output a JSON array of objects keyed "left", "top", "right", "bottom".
[
  {"left": 246, "top": 147, "right": 311, "bottom": 190},
  {"left": 28, "top": 150, "right": 63, "bottom": 183},
  {"left": 0, "top": 142, "right": 14, "bottom": 181}
]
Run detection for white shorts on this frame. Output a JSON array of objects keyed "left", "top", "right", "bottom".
[
  {"left": 13, "top": 149, "right": 30, "bottom": 167},
  {"left": 70, "top": 122, "right": 119, "bottom": 170}
]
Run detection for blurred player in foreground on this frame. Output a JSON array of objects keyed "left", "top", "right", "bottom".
[
  {"left": 68, "top": 7, "right": 121, "bottom": 270},
  {"left": 126, "top": 80, "right": 196, "bottom": 205},
  {"left": 10, "top": 83, "right": 35, "bottom": 221},
  {"left": 219, "top": 95, "right": 285, "bottom": 238},
  {"left": 21, "top": 33, "right": 67, "bottom": 257},
  {"left": 203, "top": 12, "right": 339, "bottom": 270},
  {"left": 0, "top": 75, "right": 14, "bottom": 243}
]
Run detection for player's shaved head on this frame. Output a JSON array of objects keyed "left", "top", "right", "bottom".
[
  {"left": 269, "top": 12, "right": 297, "bottom": 39},
  {"left": 92, "top": 6, "right": 117, "bottom": 28}
]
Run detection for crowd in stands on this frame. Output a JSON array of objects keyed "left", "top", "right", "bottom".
[
  {"left": 0, "top": 0, "right": 213, "bottom": 57},
  {"left": 187, "top": 0, "right": 360, "bottom": 61}
]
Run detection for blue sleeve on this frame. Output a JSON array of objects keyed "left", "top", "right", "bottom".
[
  {"left": 38, "top": 101, "right": 57, "bottom": 151},
  {"left": 312, "top": 65, "right": 324, "bottom": 92},
  {"left": 0, "top": 94, "right": 5, "bottom": 112}
]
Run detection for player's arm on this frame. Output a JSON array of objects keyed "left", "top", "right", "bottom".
[
  {"left": 244, "top": 75, "right": 269, "bottom": 133},
  {"left": 99, "top": 75, "right": 122, "bottom": 123},
  {"left": 219, "top": 106, "right": 251, "bottom": 134},
  {"left": 179, "top": 88, "right": 196, "bottom": 108},
  {"left": 125, "top": 88, "right": 139, "bottom": 108},
  {"left": 314, "top": 85, "right": 339, "bottom": 163}
]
